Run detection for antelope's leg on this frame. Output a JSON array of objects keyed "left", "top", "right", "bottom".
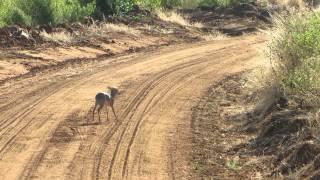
[
  {"left": 111, "top": 105, "right": 117, "bottom": 120},
  {"left": 97, "top": 104, "right": 104, "bottom": 123},
  {"left": 91, "top": 103, "right": 97, "bottom": 124}
]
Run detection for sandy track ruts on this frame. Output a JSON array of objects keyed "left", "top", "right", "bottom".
[{"left": 0, "top": 35, "right": 265, "bottom": 180}]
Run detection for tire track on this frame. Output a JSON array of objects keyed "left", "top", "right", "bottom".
[
  {"left": 6, "top": 58, "right": 132, "bottom": 179},
  {"left": 86, "top": 41, "right": 259, "bottom": 180},
  {"left": 93, "top": 59, "right": 211, "bottom": 180},
  {"left": 97, "top": 46, "right": 243, "bottom": 179},
  {"left": 0, "top": 84, "right": 69, "bottom": 156},
  {"left": 0, "top": 36, "right": 265, "bottom": 180},
  {"left": 119, "top": 52, "right": 257, "bottom": 178},
  {"left": 18, "top": 51, "right": 154, "bottom": 179},
  {"left": 19, "top": 66, "right": 124, "bottom": 180}
]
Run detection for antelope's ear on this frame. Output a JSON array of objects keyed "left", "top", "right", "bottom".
[{"left": 107, "top": 86, "right": 112, "bottom": 90}]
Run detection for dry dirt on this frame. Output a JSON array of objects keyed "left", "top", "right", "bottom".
[{"left": 0, "top": 33, "right": 266, "bottom": 179}]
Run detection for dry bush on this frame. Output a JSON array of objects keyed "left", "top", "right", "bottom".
[
  {"left": 156, "top": 10, "right": 204, "bottom": 28},
  {"left": 40, "top": 31, "right": 76, "bottom": 44},
  {"left": 265, "top": 0, "right": 306, "bottom": 10},
  {"left": 242, "top": 63, "right": 283, "bottom": 117}
]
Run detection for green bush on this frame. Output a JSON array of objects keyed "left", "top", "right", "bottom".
[
  {"left": 134, "top": 0, "right": 183, "bottom": 9},
  {"left": 269, "top": 12, "right": 320, "bottom": 107},
  {"left": 49, "top": 0, "right": 95, "bottom": 24},
  {"left": 0, "top": 0, "right": 95, "bottom": 27},
  {"left": 0, "top": 0, "right": 189, "bottom": 27},
  {"left": 198, "top": 0, "right": 246, "bottom": 8},
  {"left": 116, "top": 0, "right": 135, "bottom": 15}
]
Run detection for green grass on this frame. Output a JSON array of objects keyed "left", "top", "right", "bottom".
[{"left": 269, "top": 12, "right": 320, "bottom": 107}]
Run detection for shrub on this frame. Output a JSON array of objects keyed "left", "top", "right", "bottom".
[
  {"left": 134, "top": 0, "right": 183, "bottom": 9},
  {"left": 269, "top": 12, "right": 320, "bottom": 107},
  {"left": 0, "top": 0, "right": 95, "bottom": 27},
  {"left": 0, "top": 0, "right": 189, "bottom": 27},
  {"left": 198, "top": 0, "right": 249, "bottom": 8},
  {"left": 48, "top": 0, "right": 95, "bottom": 24}
]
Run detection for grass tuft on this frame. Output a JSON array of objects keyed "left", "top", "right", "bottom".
[
  {"left": 156, "top": 10, "right": 204, "bottom": 28},
  {"left": 87, "top": 23, "right": 141, "bottom": 37},
  {"left": 40, "top": 31, "right": 76, "bottom": 44}
]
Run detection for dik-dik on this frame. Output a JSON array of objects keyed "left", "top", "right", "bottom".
[{"left": 91, "top": 87, "right": 119, "bottom": 123}]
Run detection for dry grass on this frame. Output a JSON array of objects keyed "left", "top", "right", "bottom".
[
  {"left": 201, "top": 31, "right": 226, "bottom": 41},
  {"left": 156, "top": 10, "right": 204, "bottom": 28},
  {"left": 40, "top": 23, "right": 141, "bottom": 44},
  {"left": 265, "top": 0, "right": 306, "bottom": 10},
  {"left": 87, "top": 23, "right": 141, "bottom": 37},
  {"left": 40, "top": 31, "right": 75, "bottom": 44},
  {"left": 141, "top": 24, "right": 174, "bottom": 34}
]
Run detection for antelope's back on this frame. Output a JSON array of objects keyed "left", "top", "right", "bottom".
[{"left": 95, "top": 92, "right": 106, "bottom": 104}]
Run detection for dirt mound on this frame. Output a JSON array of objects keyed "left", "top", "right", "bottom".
[
  {"left": 242, "top": 88, "right": 320, "bottom": 178},
  {"left": 246, "top": 105, "right": 320, "bottom": 178},
  {"left": 182, "top": 2, "right": 271, "bottom": 36},
  {"left": 0, "top": 8, "right": 189, "bottom": 49},
  {"left": 275, "top": 142, "right": 320, "bottom": 175},
  {"left": 0, "top": 23, "right": 83, "bottom": 48},
  {"left": 254, "top": 111, "right": 311, "bottom": 153},
  {"left": 0, "top": 25, "right": 43, "bottom": 48}
]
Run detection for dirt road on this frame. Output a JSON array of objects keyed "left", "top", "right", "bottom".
[{"left": 0, "top": 35, "right": 265, "bottom": 179}]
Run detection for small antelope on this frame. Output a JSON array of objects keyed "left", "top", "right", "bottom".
[{"left": 92, "top": 86, "right": 119, "bottom": 123}]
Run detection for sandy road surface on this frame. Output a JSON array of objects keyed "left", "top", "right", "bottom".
[{"left": 0, "top": 35, "right": 265, "bottom": 180}]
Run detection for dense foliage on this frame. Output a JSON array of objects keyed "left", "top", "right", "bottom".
[{"left": 0, "top": 0, "right": 95, "bottom": 26}]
